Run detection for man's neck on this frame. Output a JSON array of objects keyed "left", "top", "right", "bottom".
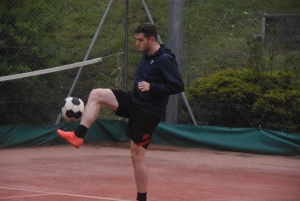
[{"left": 147, "top": 43, "right": 160, "bottom": 56}]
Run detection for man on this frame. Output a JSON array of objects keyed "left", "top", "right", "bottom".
[{"left": 57, "top": 22, "right": 184, "bottom": 201}]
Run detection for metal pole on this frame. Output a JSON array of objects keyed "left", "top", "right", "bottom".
[
  {"left": 166, "top": 0, "right": 184, "bottom": 124},
  {"left": 124, "top": 0, "right": 129, "bottom": 92},
  {"left": 180, "top": 92, "right": 197, "bottom": 125},
  {"left": 140, "top": 0, "right": 162, "bottom": 43},
  {"left": 140, "top": 0, "right": 197, "bottom": 125},
  {"left": 55, "top": 0, "right": 114, "bottom": 125}
]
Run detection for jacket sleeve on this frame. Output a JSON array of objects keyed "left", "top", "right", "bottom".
[{"left": 150, "top": 55, "right": 184, "bottom": 95}]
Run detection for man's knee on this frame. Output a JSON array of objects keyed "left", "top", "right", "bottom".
[
  {"left": 89, "top": 88, "right": 102, "bottom": 97},
  {"left": 88, "top": 88, "right": 105, "bottom": 102},
  {"left": 88, "top": 88, "right": 118, "bottom": 110},
  {"left": 131, "top": 152, "right": 143, "bottom": 166},
  {"left": 131, "top": 143, "right": 146, "bottom": 164}
]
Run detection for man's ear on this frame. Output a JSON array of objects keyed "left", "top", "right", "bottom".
[{"left": 150, "top": 36, "right": 156, "bottom": 43}]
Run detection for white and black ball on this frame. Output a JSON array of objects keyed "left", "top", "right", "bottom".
[{"left": 61, "top": 97, "right": 84, "bottom": 122}]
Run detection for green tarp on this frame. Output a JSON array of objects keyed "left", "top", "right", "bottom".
[
  {"left": 0, "top": 120, "right": 299, "bottom": 156},
  {"left": 153, "top": 123, "right": 300, "bottom": 156}
]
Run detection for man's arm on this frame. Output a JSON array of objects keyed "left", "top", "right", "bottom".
[{"left": 149, "top": 56, "right": 184, "bottom": 95}]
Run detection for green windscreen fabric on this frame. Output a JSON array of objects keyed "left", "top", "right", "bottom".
[
  {"left": 152, "top": 122, "right": 300, "bottom": 156},
  {"left": 0, "top": 120, "right": 299, "bottom": 156},
  {"left": 0, "top": 120, "right": 129, "bottom": 148}
]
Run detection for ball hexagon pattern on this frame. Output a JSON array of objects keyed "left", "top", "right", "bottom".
[{"left": 61, "top": 97, "right": 84, "bottom": 122}]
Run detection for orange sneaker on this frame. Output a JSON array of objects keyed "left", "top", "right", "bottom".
[{"left": 56, "top": 129, "right": 83, "bottom": 148}]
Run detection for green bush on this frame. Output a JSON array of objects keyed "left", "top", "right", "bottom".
[
  {"left": 186, "top": 68, "right": 300, "bottom": 134},
  {"left": 253, "top": 89, "right": 300, "bottom": 133}
]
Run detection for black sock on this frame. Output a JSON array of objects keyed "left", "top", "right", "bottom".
[
  {"left": 74, "top": 124, "right": 88, "bottom": 138},
  {"left": 136, "top": 192, "right": 147, "bottom": 201}
]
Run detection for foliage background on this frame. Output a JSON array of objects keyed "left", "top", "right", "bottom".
[{"left": 0, "top": 0, "right": 299, "bottom": 134}]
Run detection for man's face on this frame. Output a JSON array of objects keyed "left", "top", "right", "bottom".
[{"left": 135, "top": 33, "right": 152, "bottom": 53}]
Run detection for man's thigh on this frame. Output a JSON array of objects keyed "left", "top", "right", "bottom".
[{"left": 93, "top": 88, "right": 119, "bottom": 111}]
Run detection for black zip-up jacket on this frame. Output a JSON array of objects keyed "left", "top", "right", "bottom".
[{"left": 130, "top": 44, "right": 184, "bottom": 118}]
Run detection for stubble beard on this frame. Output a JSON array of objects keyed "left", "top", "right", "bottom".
[{"left": 141, "top": 41, "right": 151, "bottom": 54}]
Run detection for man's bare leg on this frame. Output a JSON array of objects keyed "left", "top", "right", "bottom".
[
  {"left": 80, "top": 88, "right": 118, "bottom": 128},
  {"left": 131, "top": 141, "right": 148, "bottom": 193}
]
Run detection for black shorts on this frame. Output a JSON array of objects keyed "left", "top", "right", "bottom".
[{"left": 111, "top": 89, "right": 160, "bottom": 149}]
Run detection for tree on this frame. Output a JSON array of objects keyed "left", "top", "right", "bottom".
[{"left": 0, "top": 0, "right": 61, "bottom": 125}]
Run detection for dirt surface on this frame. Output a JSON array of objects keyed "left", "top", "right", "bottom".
[{"left": 0, "top": 142, "right": 299, "bottom": 201}]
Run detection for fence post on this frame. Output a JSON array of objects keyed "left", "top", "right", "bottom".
[{"left": 166, "top": 0, "right": 185, "bottom": 124}]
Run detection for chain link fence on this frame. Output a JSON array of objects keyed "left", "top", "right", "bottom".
[
  {"left": 182, "top": 0, "right": 300, "bottom": 134},
  {"left": 1, "top": 0, "right": 299, "bottom": 134}
]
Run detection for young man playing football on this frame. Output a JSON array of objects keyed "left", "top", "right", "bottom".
[{"left": 57, "top": 22, "right": 184, "bottom": 201}]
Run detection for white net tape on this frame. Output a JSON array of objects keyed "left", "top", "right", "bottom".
[{"left": 0, "top": 57, "right": 102, "bottom": 82}]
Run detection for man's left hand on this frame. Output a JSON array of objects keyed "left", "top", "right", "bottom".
[{"left": 138, "top": 81, "right": 150, "bottom": 92}]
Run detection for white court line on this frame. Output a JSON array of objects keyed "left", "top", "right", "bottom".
[
  {"left": 0, "top": 193, "right": 53, "bottom": 199},
  {"left": 0, "top": 186, "right": 131, "bottom": 201}
]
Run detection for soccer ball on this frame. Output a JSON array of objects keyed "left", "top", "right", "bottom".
[{"left": 61, "top": 97, "right": 84, "bottom": 122}]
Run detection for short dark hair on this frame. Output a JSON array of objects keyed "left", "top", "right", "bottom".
[{"left": 134, "top": 23, "right": 158, "bottom": 40}]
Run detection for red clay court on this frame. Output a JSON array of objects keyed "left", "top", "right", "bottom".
[{"left": 0, "top": 142, "right": 299, "bottom": 201}]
